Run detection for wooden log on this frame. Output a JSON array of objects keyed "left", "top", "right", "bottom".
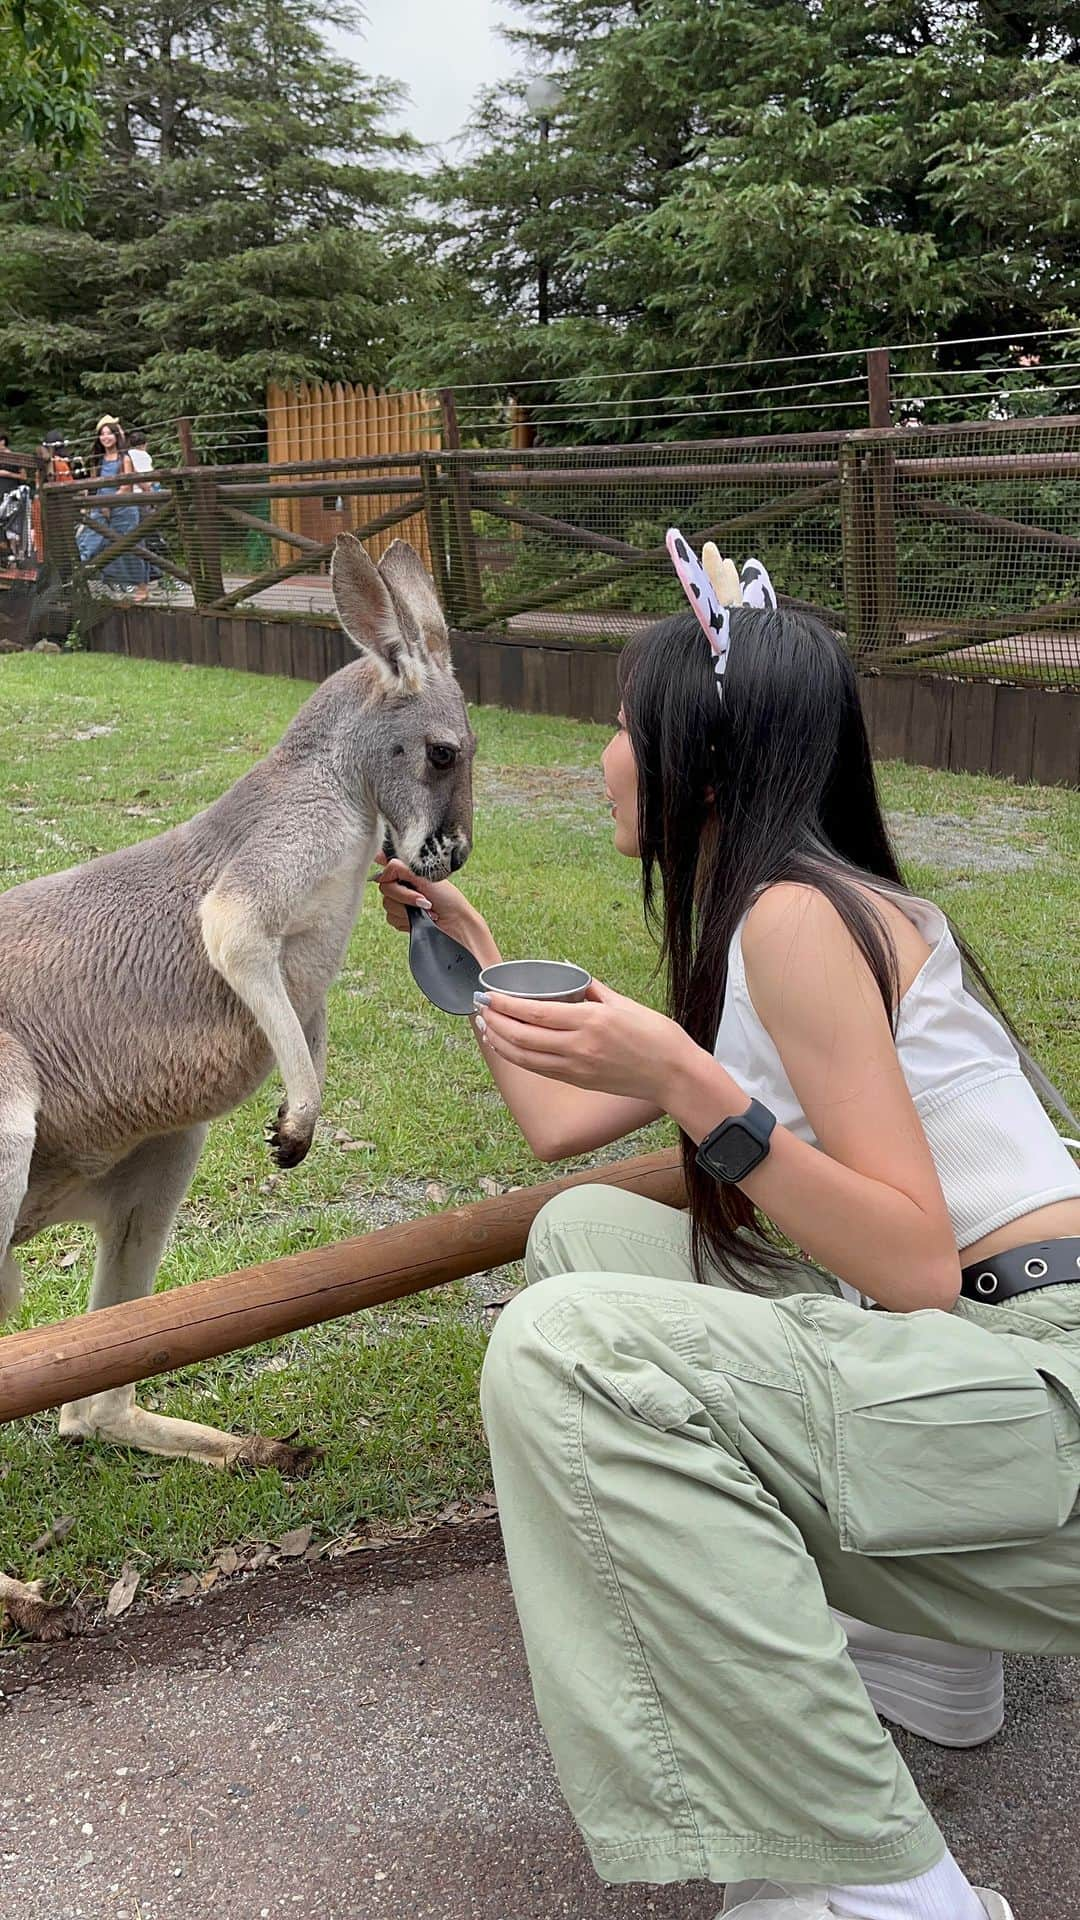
[
  {"left": 903, "top": 493, "right": 1080, "bottom": 559},
  {"left": 208, "top": 497, "right": 424, "bottom": 611},
  {"left": 440, "top": 390, "right": 484, "bottom": 621},
  {"left": 0, "top": 1151, "right": 685, "bottom": 1423},
  {"left": 469, "top": 460, "right": 840, "bottom": 488},
  {"left": 220, "top": 503, "right": 328, "bottom": 553},
  {"left": 217, "top": 476, "right": 424, "bottom": 500},
  {"left": 866, "top": 347, "right": 892, "bottom": 429},
  {"left": 76, "top": 495, "right": 175, "bottom": 576}
]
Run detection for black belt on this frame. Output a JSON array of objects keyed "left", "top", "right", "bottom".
[{"left": 960, "top": 1236, "right": 1080, "bottom": 1304}]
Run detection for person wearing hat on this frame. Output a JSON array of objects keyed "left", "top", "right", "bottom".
[{"left": 77, "top": 416, "right": 148, "bottom": 596}]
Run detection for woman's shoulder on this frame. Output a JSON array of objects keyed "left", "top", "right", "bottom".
[
  {"left": 742, "top": 881, "right": 845, "bottom": 955},
  {"left": 742, "top": 878, "right": 932, "bottom": 1011}
]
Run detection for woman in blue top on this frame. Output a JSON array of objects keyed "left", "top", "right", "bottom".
[{"left": 75, "top": 415, "right": 148, "bottom": 596}]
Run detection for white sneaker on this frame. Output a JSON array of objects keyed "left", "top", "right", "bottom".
[
  {"left": 834, "top": 1610, "right": 1005, "bottom": 1748},
  {"left": 719, "top": 1886, "right": 1014, "bottom": 1918},
  {"left": 720, "top": 1889, "right": 831, "bottom": 1918}
]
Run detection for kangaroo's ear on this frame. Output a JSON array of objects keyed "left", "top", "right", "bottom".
[
  {"left": 330, "top": 533, "right": 421, "bottom": 686},
  {"left": 378, "top": 540, "right": 449, "bottom": 663}
]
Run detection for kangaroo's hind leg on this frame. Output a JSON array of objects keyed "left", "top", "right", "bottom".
[
  {"left": 58, "top": 1126, "right": 319, "bottom": 1474},
  {"left": 0, "top": 1032, "right": 36, "bottom": 1325},
  {"left": 0, "top": 1035, "right": 78, "bottom": 1640}
]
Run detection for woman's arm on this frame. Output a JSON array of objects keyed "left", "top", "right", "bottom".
[
  {"left": 477, "top": 885, "right": 960, "bottom": 1309},
  {"left": 666, "top": 885, "right": 960, "bottom": 1309},
  {"left": 375, "top": 859, "right": 662, "bottom": 1161}
]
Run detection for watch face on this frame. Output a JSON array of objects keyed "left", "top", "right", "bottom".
[{"left": 703, "top": 1123, "right": 763, "bottom": 1183}]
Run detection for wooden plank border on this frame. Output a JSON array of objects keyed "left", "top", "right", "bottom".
[{"left": 70, "top": 609, "right": 1078, "bottom": 788}]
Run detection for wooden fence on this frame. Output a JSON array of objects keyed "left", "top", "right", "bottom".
[
  {"left": 56, "top": 603, "right": 1078, "bottom": 787},
  {"left": 265, "top": 381, "right": 440, "bottom": 567}
]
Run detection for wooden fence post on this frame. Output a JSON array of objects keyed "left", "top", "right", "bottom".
[
  {"left": 175, "top": 416, "right": 225, "bottom": 606},
  {"left": 864, "top": 348, "right": 899, "bottom": 654},
  {"left": 439, "top": 387, "right": 483, "bottom": 625}
]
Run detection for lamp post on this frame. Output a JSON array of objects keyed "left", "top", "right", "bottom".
[{"left": 524, "top": 75, "right": 565, "bottom": 327}]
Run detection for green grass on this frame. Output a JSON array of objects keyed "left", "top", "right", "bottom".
[{"left": 0, "top": 651, "right": 1077, "bottom": 1621}]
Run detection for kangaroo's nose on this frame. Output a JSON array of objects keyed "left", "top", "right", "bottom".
[{"left": 450, "top": 842, "right": 468, "bottom": 873}]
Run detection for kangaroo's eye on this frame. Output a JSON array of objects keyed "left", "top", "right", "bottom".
[{"left": 427, "top": 743, "right": 457, "bottom": 771}]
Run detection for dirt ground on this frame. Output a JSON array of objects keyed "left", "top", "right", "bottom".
[{"left": 1, "top": 1522, "right": 1076, "bottom": 1920}]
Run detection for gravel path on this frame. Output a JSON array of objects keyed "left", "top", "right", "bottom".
[{"left": 1, "top": 1523, "right": 1076, "bottom": 1920}]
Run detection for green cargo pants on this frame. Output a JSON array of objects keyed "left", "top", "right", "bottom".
[{"left": 480, "top": 1186, "right": 1080, "bottom": 1889}]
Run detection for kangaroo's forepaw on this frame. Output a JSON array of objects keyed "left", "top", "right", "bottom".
[
  {"left": 265, "top": 1103, "right": 316, "bottom": 1168},
  {"left": 0, "top": 1576, "right": 82, "bottom": 1643},
  {"left": 231, "top": 1433, "right": 324, "bottom": 1477}
]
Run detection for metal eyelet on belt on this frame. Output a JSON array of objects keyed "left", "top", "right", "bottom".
[
  {"left": 1024, "top": 1257, "right": 1048, "bottom": 1280},
  {"left": 975, "top": 1271, "right": 999, "bottom": 1297}
]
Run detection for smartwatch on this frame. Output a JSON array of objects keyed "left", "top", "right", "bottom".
[{"left": 695, "top": 1099, "right": 776, "bottom": 1184}]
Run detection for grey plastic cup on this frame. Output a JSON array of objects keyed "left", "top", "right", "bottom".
[{"left": 478, "top": 960, "right": 592, "bottom": 1003}]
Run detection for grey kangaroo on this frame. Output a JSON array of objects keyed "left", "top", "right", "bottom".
[{"left": 0, "top": 535, "right": 475, "bottom": 1635}]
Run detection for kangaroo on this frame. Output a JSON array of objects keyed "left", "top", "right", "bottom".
[{"left": 0, "top": 535, "right": 475, "bottom": 1636}]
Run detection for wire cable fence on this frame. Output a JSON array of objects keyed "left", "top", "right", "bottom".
[{"left": 28, "top": 338, "right": 1080, "bottom": 693}]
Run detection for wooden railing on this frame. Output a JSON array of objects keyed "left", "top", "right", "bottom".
[{"left": 38, "top": 413, "right": 1080, "bottom": 691}]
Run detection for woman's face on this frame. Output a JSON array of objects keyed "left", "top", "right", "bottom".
[
  {"left": 100, "top": 425, "right": 117, "bottom": 452},
  {"left": 601, "top": 708, "right": 640, "bottom": 859}
]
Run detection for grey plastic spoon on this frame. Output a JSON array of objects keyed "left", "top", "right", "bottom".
[{"left": 406, "top": 905, "right": 483, "bottom": 1015}]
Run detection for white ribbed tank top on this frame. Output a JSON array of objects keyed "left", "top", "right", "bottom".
[{"left": 714, "top": 887, "right": 1080, "bottom": 1252}]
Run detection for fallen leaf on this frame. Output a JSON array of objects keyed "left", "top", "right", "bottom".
[
  {"left": 174, "top": 1574, "right": 201, "bottom": 1599},
  {"left": 28, "top": 1514, "right": 76, "bottom": 1554},
  {"left": 478, "top": 1176, "right": 502, "bottom": 1197},
  {"left": 424, "top": 1181, "right": 449, "bottom": 1205},
  {"left": 106, "top": 1562, "right": 140, "bottom": 1618},
  {"left": 276, "top": 1524, "right": 314, "bottom": 1559},
  {"left": 215, "top": 1547, "right": 240, "bottom": 1576},
  {"left": 246, "top": 1543, "right": 273, "bottom": 1571},
  {"left": 58, "top": 1249, "right": 80, "bottom": 1270},
  {"left": 199, "top": 1567, "right": 219, "bottom": 1591},
  {"left": 483, "top": 1292, "right": 518, "bottom": 1312},
  {"left": 341, "top": 1139, "right": 376, "bottom": 1153}
]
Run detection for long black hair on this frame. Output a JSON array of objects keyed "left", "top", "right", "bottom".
[{"left": 619, "top": 604, "right": 1029, "bottom": 1289}]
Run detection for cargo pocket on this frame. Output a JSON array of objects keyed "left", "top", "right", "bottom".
[{"left": 821, "top": 1309, "right": 1065, "bottom": 1556}]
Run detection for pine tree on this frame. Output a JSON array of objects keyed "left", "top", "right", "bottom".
[
  {"left": 396, "top": 0, "right": 1080, "bottom": 437},
  {"left": 0, "top": 0, "right": 423, "bottom": 440}
]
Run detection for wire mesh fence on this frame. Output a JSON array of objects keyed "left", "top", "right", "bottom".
[{"left": 36, "top": 411, "right": 1080, "bottom": 692}]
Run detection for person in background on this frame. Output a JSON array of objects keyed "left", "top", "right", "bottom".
[
  {"left": 125, "top": 429, "right": 161, "bottom": 588},
  {"left": 127, "top": 430, "right": 153, "bottom": 487},
  {"left": 75, "top": 415, "right": 148, "bottom": 598},
  {"left": 0, "top": 434, "right": 32, "bottom": 564}
]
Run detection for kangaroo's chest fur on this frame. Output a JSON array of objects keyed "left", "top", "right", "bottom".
[{"left": 0, "top": 788, "right": 377, "bottom": 1183}]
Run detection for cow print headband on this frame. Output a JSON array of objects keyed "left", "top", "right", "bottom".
[{"left": 665, "top": 528, "right": 777, "bottom": 694}]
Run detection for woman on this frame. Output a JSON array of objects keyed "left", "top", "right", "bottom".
[
  {"left": 376, "top": 540, "right": 1080, "bottom": 1920},
  {"left": 75, "top": 415, "right": 148, "bottom": 597}
]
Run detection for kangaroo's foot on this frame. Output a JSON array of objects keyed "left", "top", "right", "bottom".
[
  {"left": 265, "top": 1096, "right": 318, "bottom": 1168},
  {"left": 58, "top": 1386, "right": 321, "bottom": 1475},
  {"left": 0, "top": 1572, "right": 81, "bottom": 1641}
]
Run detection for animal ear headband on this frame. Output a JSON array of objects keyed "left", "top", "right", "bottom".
[{"left": 665, "top": 528, "right": 776, "bottom": 694}]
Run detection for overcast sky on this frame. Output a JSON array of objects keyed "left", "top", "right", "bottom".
[{"left": 337, "top": 0, "right": 521, "bottom": 162}]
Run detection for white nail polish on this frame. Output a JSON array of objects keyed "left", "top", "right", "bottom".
[{"left": 475, "top": 1015, "right": 487, "bottom": 1035}]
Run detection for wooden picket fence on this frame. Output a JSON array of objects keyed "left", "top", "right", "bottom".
[{"left": 266, "top": 380, "right": 440, "bottom": 568}]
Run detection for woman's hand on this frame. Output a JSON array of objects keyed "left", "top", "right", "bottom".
[
  {"left": 372, "top": 855, "right": 498, "bottom": 962},
  {"left": 476, "top": 979, "right": 700, "bottom": 1106}
]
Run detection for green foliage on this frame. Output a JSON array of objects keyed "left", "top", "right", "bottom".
[
  {"left": 0, "top": 0, "right": 111, "bottom": 218},
  {"left": 0, "top": 0, "right": 429, "bottom": 441},
  {"left": 393, "top": 0, "right": 1080, "bottom": 439}
]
